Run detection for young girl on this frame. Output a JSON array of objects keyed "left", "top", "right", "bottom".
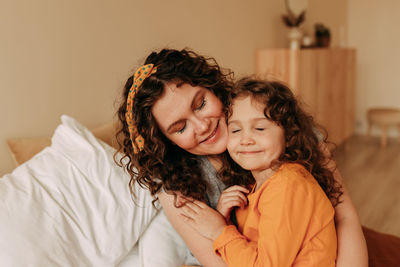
[
  {"left": 117, "top": 48, "right": 367, "bottom": 266},
  {"left": 180, "top": 77, "right": 342, "bottom": 266}
]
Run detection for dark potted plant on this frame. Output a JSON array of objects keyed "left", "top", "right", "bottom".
[{"left": 314, "top": 23, "right": 331, "bottom": 47}]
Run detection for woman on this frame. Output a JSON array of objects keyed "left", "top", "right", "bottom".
[{"left": 116, "top": 48, "right": 368, "bottom": 266}]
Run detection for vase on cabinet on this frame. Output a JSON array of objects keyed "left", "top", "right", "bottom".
[{"left": 287, "top": 27, "right": 302, "bottom": 50}]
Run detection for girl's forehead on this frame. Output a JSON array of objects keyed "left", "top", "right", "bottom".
[
  {"left": 232, "top": 94, "right": 264, "bottom": 110},
  {"left": 231, "top": 95, "right": 257, "bottom": 111}
]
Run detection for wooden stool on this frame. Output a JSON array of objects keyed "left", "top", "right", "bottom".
[{"left": 367, "top": 107, "right": 400, "bottom": 147}]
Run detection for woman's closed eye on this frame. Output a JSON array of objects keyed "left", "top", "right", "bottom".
[
  {"left": 177, "top": 123, "right": 186, "bottom": 134},
  {"left": 176, "top": 99, "right": 206, "bottom": 134},
  {"left": 195, "top": 98, "right": 206, "bottom": 111}
]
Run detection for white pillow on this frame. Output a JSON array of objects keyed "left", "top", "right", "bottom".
[
  {"left": 118, "top": 210, "right": 188, "bottom": 267},
  {"left": 138, "top": 209, "right": 188, "bottom": 266},
  {"left": 0, "top": 115, "right": 158, "bottom": 266}
]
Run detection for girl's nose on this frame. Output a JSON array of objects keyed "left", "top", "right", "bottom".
[{"left": 240, "top": 132, "right": 255, "bottom": 146}]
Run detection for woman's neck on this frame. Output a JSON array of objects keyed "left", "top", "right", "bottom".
[{"left": 206, "top": 155, "right": 223, "bottom": 171}]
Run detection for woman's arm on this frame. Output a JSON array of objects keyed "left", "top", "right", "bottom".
[
  {"left": 158, "top": 192, "right": 228, "bottom": 267},
  {"left": 322, "top": 144, "right": 368, "bottom": 267},
  {"left": 331, "top": 165, "right": 368, "bottom": 267}
]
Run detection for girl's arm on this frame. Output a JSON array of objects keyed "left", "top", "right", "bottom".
[
  {"left": 180, "top": 173, "right": 337, "bottom": 267},
  {"left": 158, "top": 192, "right": 228, "bottom": 267},
  {"left": 322, "top": 144, "right": 368, "bottom": 267}
]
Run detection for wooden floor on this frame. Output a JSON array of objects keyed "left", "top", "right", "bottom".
[{"left": 334, "top": 134, "right": 400, "bottom": 237}]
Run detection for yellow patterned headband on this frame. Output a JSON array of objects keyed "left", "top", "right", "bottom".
[{"left": 125, "top": 63, "right": 157, "bottom": 153}]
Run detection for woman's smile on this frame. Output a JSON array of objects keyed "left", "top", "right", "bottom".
[{"left": 200, "top": 120, "right": 220, "bottom": 144}]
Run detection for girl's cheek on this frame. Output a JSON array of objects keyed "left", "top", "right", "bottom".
[{"left": 226, "top": 136, "right": 236, "bottom": 151}]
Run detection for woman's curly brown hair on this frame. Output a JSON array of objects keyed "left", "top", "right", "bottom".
[
  {"left": 226, "top": 77, "right": 343, "bottom": 206},
  {"left": 115, "top": 48, "right": 253, "bottom": 204}
]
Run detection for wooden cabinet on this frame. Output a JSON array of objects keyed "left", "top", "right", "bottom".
[{"left": 255, "top": 48, "right": 356, "bottom": 145}]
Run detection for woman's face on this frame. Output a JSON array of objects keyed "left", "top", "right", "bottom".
[{"left": 151, "top": 82, "right": 228, "bottom": 155}]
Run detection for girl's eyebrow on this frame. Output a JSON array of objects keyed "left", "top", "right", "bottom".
[
  {"left": 229, "top": 117, "right": 267, "bottom": 125},
  {"left": 166, "top": 90, "right": 203, "bottom": 133},
  {"left": 227, "top": 120, "right": 240, "bottom": 125},
  {"left": 253, "top": 117, "right": 269, "bottom": 122}
]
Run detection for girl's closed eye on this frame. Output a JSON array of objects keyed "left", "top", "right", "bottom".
[
  {"left": 254, "top": 119, "right": 274, "bottom": 131},
  {"left": 228, "top": 123, "right": 241, "bottom": 134}
]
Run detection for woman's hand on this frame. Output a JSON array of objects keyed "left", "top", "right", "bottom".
[
  {"left": 180, "top": 199, "right": 227, "bottom": 241},
  {"left": 216, "top": 185, "right": 249, "bottom": 222},
  {"left": 159, "top": 192, "right": 229, "bottom": 267}
]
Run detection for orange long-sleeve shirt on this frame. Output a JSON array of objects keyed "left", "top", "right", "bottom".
[{"left": 213, "top": 163, "right": 337, "bottom": 267}]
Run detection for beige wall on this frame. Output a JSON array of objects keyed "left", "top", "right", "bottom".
[
  {"left": 347, "top": 0, "right": 400, "bottom": 135},
  {"left": 305, "top": 0, "right": 348, "bottom": 47},
  {"left": 0, "top": 0, "right": 347, "bottom": 176}
]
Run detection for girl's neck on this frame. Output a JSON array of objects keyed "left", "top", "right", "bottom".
[
  {"left": 252, "top": 168, "right": 276, "bottom": 191},
  {"left": 206, "top": 155, "right": 223, "bottom": 171}
]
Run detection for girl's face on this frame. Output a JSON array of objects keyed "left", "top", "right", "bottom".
[
  {"left": 227, "top": 95, "right": 285, "bottom": 174},
  {"left": 151, "top": 82, "right": 228, "bottom": 155}
]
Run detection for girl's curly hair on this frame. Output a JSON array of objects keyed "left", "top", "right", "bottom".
[
  {"left": 226, "top": 77, "right": 343, "bottom": 206},
  {"left": 115, "top": 48, "right": 253, "bottom": 204}
]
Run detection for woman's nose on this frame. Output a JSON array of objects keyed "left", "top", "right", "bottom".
[{"left": 193, "top": 115, "right": 210, "bottom": 135}]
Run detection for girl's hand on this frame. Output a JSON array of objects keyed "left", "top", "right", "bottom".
[
  {"left": 180, "top": 200, "right": 227, "bottom": 241},
  {"left": 216, "top": 185, "right": 249, "bottom": 222}
]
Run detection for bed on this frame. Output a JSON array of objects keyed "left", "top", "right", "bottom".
[
  {"left": 1, "top": 115, "right": 400, "bottom": 266},
  {"left": 1, "top": 115, "right": 187, "bottom": 266}
]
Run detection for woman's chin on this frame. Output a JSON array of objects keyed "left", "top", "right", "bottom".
[{"left": 189, "top": 139, "right": 228, "bottom": 156}]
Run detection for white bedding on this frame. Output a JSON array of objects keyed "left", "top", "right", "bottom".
[{"left": 0, "top": 115, "right": 159, "bottom": 266}]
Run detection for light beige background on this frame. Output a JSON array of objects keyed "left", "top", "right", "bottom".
[
  {"left": 0, "top": 0, "right": 398, "bottom": 176},
  {"left": 347, "top": 0, "right": 400, "bottom": 134}
]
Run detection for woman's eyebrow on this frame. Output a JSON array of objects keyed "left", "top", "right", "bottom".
[
  {"left": 166, "top": 90, "right": 203, "bottom": 133},
  {"left": 190, "top": 90, "right": 203, "bottom": 109},
  {"left": 166, "top": 119, "right": 185, "bottom": 133}
]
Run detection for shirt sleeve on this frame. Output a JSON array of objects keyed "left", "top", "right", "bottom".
[{"left": 213, "top": 170, "right": 336, "bottom": 267}]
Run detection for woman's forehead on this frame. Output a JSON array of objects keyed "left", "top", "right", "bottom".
[{"left": 154, "top": 82, "right": 202, "bottom": 109}]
